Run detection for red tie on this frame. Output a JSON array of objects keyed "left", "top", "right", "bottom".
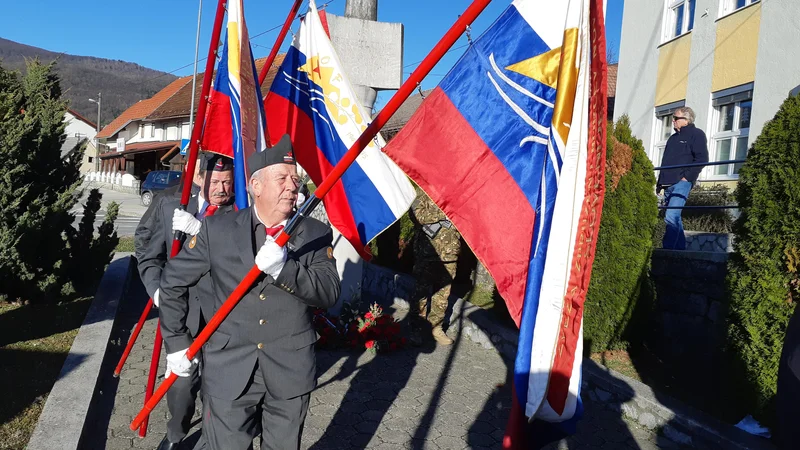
[
  {"left": 265, "top": 224, "right": 284, "bottom": 237},
  {"left": 203, "top": 205, "right": 218, "bottom": 218}
]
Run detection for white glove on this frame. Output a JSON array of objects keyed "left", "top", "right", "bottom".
[
  {"left": 165, "top": 348, "right": 197, "bottom": 378},
  {"left": 152, "top": 289, "right": 160, "bottom": 308},
  {"left": 172, "top": 208, "right": 202, "bottom": 236},
  {"left": 296, "top": 192, "right": 306, "bottom": 207},
  {"left": 255, "top": 235, "right": 287, "bottom": 278}
]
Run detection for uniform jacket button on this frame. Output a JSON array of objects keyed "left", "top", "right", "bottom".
[
  {"left": 257, "top": 343, "right": 264, "bottom": 349},
  {"left": 259, "top": 294, "right": 266, "bottom": 300},
  {"left": 259, "top": 319, "right": 265, "bottom": 325}
]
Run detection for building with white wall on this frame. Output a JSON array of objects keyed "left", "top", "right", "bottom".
[
  {"left": 62, "top": 109, "right": 98, "bottom": 173},
  {"left": 614, "top": 0, "right": 800, "bottom": 187}
]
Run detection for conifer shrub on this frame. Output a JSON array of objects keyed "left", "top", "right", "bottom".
[
  {"left": 726, "top": 94, "right": 800, "bottom": 419},
  {"left": 583, "top": 116, "right": 660, "bottom": 352},
  {"left": 0, "top": 60, "right": 118, "bottom": 303}
]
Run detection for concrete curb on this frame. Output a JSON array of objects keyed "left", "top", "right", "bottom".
[
  {"left": 443, "top": 297, "right": 776, "bottom": 450},
  {"left": 26, "top": 253, "right": 134, "bottom": 450}
]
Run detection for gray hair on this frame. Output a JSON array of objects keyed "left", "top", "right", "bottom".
[
  {"left": 247, "top": 168, "right": 266, "bottom": 197},
  {"left": 675, "top": 106, "right": 696, "bottom": 124}
]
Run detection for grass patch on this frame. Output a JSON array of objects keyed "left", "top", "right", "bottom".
[
  {"left": 0, "top": 298, "right": 93, "bottom": 449},
  {"left": 590, "top": 349, "right": 642, "bottom": 382},
  {"left": 115, "top": 236, "right": 135, "bottom": 252}
]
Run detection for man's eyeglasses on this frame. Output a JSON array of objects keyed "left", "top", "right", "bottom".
[{"left": 672, "top": 116, "right": 687, "bottom": 121}]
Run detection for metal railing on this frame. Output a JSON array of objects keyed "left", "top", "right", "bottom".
[{"left": 654, "top": 159, "right": 746, "bottom": 210}]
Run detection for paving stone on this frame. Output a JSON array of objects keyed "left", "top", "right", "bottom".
[{"left": 100, "top": 313, "right": 663, "bottom": 449}]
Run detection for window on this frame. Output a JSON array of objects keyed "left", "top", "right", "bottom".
[
  {"left": 720, "top": 0, "right": 759, "bottom": 17},
  {"left": 652, "top": 100, "right": 686, "bottom": 168},
  {"left": 139, "top": 124, "right": 144, "bottom": 138},
  {"left": 88, "top": 156, "right": 94, "bottom": 163},
  {"left": 708, "top": 85, "right": 752, "bottom": 178},
  {"left": 149, "top": 124, "right": 155, "bottom": 138},
  {"left": 663, "top": 0, "right": 696, "bottom": 42}
]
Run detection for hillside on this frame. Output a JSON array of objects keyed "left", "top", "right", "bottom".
[{"left": 0, "top": 38, "right": 178, "bottom": 127}]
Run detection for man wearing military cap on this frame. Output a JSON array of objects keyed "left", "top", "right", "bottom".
[
  {"left": 137, "top": 152, "right": 236, "bottom": 450},
  {"left": 158, "top": 135, "right": 341, "bottom": 449}
]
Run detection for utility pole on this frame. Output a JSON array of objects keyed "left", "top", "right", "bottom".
[{"left": 89, "top": 92, "right": 102, "bottom": 172}]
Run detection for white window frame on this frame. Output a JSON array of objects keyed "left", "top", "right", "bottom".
[
  {"left": 651, "top": 100, "right": 686, "bottom": 175},
  {"left": 705, "top": 83, "right": 753, "bottom": 180},
  {"left": 661, "top": 0, "right": 696, "bottom": 43},
  {"left": 719, "top": 0, "right": 759, "bottom": 19}
]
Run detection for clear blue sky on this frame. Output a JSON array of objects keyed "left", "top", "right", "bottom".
[{"left": 0, "top": 0, "right": 623, "bottom": 110}]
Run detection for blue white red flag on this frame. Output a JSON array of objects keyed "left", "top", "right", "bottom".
[
  {"left": 200, "top": 0, "right": 267, "bottom": 210},
  {"left": 384, "top": 0, "right": 607, "bottom": 446},
  {"left": 263, "top": 0, "right": 416, "bottom": 259}
]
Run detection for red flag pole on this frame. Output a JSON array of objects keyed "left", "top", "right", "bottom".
[
  {"left": 136, "top": 0, "right": 229, "bottom": 437},
  {"left": 258, "top": 0, "right": 302, "bottom": 86},
  {"left": 130, "top": 0, "right": 493, "bottom": 431}
]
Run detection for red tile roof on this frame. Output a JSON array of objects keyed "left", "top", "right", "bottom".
[
  {"left": 97, "top": 76, "right": 192, "bottom": 139},
  {"left": 147, "top": 54, "right": 287, "bottom": 121},
  {"left": 67, "top": 109, "right": 97, "bottom": 129},
  {"left": 607, "top": 64, "right": 618, "bottom": 98}
]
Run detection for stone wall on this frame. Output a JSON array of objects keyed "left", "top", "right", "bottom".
[
  {"left": 649, "top": 249, "right": 729, "bottom": 374},
  {"left": 684, "top": 231, "right": 734, "bottom": 253}
]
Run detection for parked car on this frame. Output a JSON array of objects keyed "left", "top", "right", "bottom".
[{"left": 140, "top": 170, "right": 182, "bottom": 206}]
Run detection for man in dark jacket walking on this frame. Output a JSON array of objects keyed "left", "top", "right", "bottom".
[{"left": 657, "top": 106, "right": 709, "bottom": 249}]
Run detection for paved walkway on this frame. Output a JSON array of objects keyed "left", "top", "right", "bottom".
[{"left": 85, "top": 279, "right": 674, "bottom": 450}]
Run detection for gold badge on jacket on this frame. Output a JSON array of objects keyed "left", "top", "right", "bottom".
[
  {"left": 188, "top": 235, "right": 197, "bottom": 249},
  {"left": 327, "top": 247, "right": 333, "bottom": 259}
]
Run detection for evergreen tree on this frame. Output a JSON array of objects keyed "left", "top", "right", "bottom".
[
  {"left": 582, "top": 116, "right": 659, "bottom": 352},
  {"left": 0, "top": 60, "right": 117, "bottom": 303},
  {"left": 727, "top": 94, "right": 800, "bottom": 419}
]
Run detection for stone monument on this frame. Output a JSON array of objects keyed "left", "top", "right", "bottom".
[{"left": 319, "top": 0, "right": 404, "bottom": 314}]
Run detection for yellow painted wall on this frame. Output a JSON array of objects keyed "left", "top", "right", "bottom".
[
  {"left": 712, "top": 4, "right": 761, "bottom": 92},
  {"left": 655, "top": 34, "right": 692, "bottom": 106}
]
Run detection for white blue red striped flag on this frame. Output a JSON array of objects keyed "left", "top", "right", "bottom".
[
  {"left": 201, "top": 0, "right": 267, "bottom": 210},
  {"left": 263, "top": 0, "right": 416, "bottom": 260}
]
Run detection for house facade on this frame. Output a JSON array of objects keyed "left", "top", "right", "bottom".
[
  {"left": 93, "top": 55, "right": 285, "bottom": 183},
  {"left": 62, "top": 109, "right": 98, "bottom": 173},
  {"left": 615, "top": 0, "right": 800, "bottom": 187}
]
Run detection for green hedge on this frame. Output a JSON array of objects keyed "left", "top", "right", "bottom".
[
  {"left": 727, "top": 94, "right": 800, "bottom": 419},
  {"left": 583, "top": 116, "right": 659, "bottom": 353}
]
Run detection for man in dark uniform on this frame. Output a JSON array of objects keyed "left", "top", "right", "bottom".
[
  {"left": 134, "top": 157, "right": 203, "bottom": 271},
  {"left": 158, "top": 135, "right": 341, "bottom": 449},
  {"left": 135, "top": 153, "right": 236, "bottom": 450}
]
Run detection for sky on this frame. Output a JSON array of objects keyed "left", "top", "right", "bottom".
[{"left": 0, "top": 0, "right": 623, "bottom": 111}]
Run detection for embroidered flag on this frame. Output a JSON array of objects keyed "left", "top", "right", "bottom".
[
  {"left": 383, "top": 0, "right": 607, "bottom": 444},
  {"left": 200, "top": 0, "right": 268, "bottom": 209},
  {"left": 264, "top": 0, "right": 416, "bottom": 259}
]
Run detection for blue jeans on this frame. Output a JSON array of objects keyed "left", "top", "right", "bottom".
[{"left": 662, "top": 180, "right": 692, "bottom": 250}]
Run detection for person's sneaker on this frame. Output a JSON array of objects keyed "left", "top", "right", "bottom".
[{"left": 432, "top": 325, "right": 454, "bottom": 345}]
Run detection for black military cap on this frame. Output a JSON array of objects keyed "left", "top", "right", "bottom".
[
  {"left": 200, "top": 152, "right": 234, "bottom": 172},
  {"left": 247, "top": 134, "right": 296, "bottom": 178}
]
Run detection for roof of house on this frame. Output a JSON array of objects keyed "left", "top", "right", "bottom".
[
  {"left": 96, "top": 76, "right": 192, "bottom": 139},
  {"left": 99, "top": 140, "right": 182, "bottom": 159},
  {"left": 67, "top": 109, "right": 97, "bottom": 129},
  {"left": 60, "top": 136, "right": 83, "bottom": 159},
  {"left": 608, "top": 63, "right": 618, "bottom": 98},
  {"left": 146, "top": 54, "right": 288, "bottom": 121}
]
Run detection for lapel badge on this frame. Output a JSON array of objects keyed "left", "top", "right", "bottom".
[
  {"left": 327, "top": 247, "right": 333, "bottom": 259},
  {"left": 188, "top": 235, "right": 197, "bottom": 249}
]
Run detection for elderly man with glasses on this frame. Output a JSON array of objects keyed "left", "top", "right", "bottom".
[{"left": 656, "top": 106, "right": 709, "bottom": 250}]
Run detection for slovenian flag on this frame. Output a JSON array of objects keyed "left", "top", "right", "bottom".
[
  {"left": 264, "top": 0, "right": 416, "bottom": 260},
  {"left": 383, "top": 0, "right": 607, "bottom": 445},
  {"left": 200, "top": 0, "right": 268, "bottom": 210}
]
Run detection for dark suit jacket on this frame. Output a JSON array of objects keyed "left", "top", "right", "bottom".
[
  {"left": 158, "top": 208, "right": 340, "bottom": 400},
  {"left": 137, "top": 189, "right": 234, "bottom": 335}
]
